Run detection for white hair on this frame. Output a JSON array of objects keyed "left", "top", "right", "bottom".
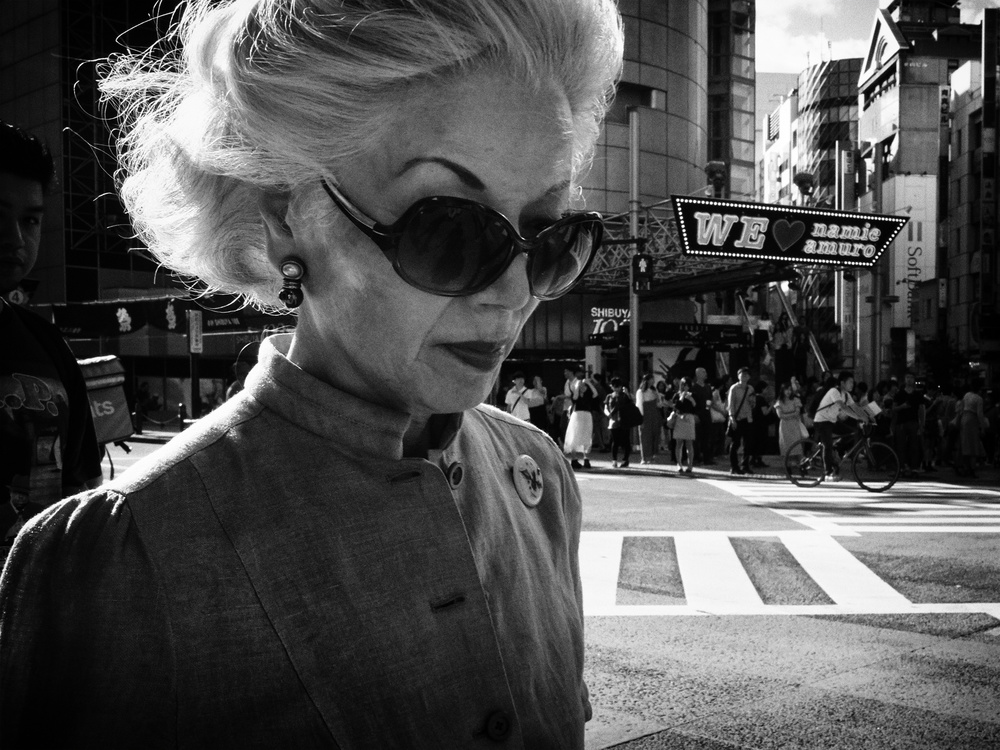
[{"left": 100, "top": 0, "right": 624, "bottom": 309}]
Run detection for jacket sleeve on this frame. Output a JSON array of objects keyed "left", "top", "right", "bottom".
[{"left": 0, "top": 491, "right": 176, "bottom": 749}]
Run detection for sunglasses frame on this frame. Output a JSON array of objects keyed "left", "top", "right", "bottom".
[{"left": 319, "top": 178, "right": 603, "bottom": 300}]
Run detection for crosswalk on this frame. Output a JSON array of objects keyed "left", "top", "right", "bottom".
[
  {"left": 704, "top": 479, "right": 1000, "bottom": 535},
  {"left": 580, "top": 480, "right": 1000, "bottom": 618},
  {"left": 579, "top": 529, "right": 1000, "bottom": 618}
]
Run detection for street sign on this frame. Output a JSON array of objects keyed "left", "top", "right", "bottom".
[
  {"left": 672, "top": 196, "right": 909, "bottom": 268},
  {"left": 188, "top": 309, "right": 203, "bottom": 354}
]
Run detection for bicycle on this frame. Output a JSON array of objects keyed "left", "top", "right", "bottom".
[{"left": 784, "top": 420, "right": 900, "bottom": 492}]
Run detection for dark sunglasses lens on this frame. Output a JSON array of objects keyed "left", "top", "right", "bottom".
[
  {"left": 396, "top": 202, "right": 513, "bottom": 294},
  {"left": 529, "top": 219, "right": 601, "bottom": 300}
]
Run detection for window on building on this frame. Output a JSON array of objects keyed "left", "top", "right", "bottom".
[{"left": 971, "top": 117, "right": 983, "bottom": 150}]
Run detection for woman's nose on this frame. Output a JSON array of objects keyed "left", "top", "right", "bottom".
[{"left": 475, "top": 251, "right": 532, "bottom": 310}]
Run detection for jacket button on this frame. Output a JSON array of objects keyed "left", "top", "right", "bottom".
[
  {"left": 446, "top": 462, "right": 464, "bottom": 488},
  {"left": 484, "top": 710, "right": 512, "bottom": 741}
]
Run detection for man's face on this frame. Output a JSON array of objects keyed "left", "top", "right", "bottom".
[{"left": 0, "top": 173, "right": 45, "bottom": 295}]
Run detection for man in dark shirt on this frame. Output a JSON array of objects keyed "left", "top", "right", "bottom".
[
  {"left": 0, "top": 121, "right": 102, "bottom": 559},
  {"left": 691, "top": 366, "right": 715, "bottom": 464},
  {"left": 892, "top": 371, "right": 925, "bottom": 477}
]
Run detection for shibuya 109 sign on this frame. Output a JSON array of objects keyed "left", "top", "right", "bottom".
[{"left": 671, "top": 196, "right": 909, "bottom": 268}]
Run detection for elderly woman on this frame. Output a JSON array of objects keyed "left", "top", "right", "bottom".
[{"left": 0, "top": 1, "right": 623, "bottom": 747}]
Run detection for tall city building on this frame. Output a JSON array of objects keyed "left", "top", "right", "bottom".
[
  {"left": 941, "top": 9, "right": 1000, "bottom": 380},
  {"left": 855, "top": 0, "right": 980, "bottom": 384},
  {"left": 707, "top": 0, "right": 755, "bottom": 199}
]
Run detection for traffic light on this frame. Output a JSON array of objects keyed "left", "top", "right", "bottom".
[{"left": 632, "top": 253, "right": 653, "bottom": 293}]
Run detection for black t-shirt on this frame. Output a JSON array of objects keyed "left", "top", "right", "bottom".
[
  {"left": 1, "top": 301, "right": 102, "bottom": 557},
  {"left": 894, "top": 388, "right": 924, "bottom": 425},
  {"left": 690, "top": 382, "right": 713, "bottom": 417}
]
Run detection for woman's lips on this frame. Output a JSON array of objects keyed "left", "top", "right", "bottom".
[{"left": 441, "top": 341, "right": 507, "bottom": 371}]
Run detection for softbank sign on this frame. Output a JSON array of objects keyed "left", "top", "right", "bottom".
[{"left": 672, "top": 197, "right": 908, "bottom": 268}]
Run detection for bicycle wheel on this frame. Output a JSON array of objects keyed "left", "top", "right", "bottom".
[
  {"left": 852, "top": 440, "right": 900, "bottom": 492},
  {"left": 784, "top": 438, "right": 825, "bottom": 487}
]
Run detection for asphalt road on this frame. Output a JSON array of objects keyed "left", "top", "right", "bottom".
[{"left": 576, "top": 467, "right": 1000, "bottom": 750}]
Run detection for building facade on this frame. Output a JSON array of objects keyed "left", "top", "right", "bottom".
[
  {"left": 855, "top": 0, "right": 981, "bottom": 386},
  {"left": 707, "top": 0, "right": 755, "bottom": 199}
]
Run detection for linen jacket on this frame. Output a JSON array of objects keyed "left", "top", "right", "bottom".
[{"left": 0, "top": 335, "right": 589, "bottom": 749}]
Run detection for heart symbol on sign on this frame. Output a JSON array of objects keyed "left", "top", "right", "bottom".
[{"left": 772, "top": 219, "right": 806, "bottom": 252}]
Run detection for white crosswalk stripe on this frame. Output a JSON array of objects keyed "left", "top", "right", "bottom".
[
  {"left": 701, "top": 479, "right": 1000, "bottom": 535},
  {"left": 579, "top": 529, "right": 1000, "bottom": 618}
]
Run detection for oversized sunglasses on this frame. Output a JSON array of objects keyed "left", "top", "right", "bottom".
[{"left": 320, "top": 179, "right": 603, "bottom": 300}]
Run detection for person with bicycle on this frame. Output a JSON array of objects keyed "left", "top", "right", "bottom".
[{"left": 813, "top": 370, "right": 870, "bottom": 480}]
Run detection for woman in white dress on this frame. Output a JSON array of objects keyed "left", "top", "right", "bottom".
[
  {"left": 775, "top": 382, "right": 806, "bottom": 456},
  {"left": 563, "top": 369, "right": 599, "bottom": 469}
]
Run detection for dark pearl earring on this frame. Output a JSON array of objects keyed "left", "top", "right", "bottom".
[{"left": 278, "top": 256, "right": 306, "bottom": 309}]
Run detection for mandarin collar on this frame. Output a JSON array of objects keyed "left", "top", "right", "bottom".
[{"left": 243, "top": 334, "right": 463, "bottom": 461}]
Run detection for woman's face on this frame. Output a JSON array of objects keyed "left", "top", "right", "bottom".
[{"left": 280, "top": 71, "right": 575, "bottom": 419}]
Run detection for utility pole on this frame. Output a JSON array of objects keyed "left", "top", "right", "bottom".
[
  {"left": 628, "top": 106, "right": 641, "bottom": 395},
  {"left": 871, "top": 140, "right": 885, "bottom": 386},
  {"left": 980, "top": 9, "right": 999, "bottom": 378}
]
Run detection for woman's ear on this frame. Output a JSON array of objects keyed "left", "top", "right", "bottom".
[{"left": 259, "top": 189, "right": 295, "bottom": 263}]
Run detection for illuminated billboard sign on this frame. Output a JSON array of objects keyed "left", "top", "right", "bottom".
[{"left": 671, "top": 196, "right": 909, "bottom": 268}]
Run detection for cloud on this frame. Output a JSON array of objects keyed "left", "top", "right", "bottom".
[
  {"left": 755, "top": 0, "right": 870, "bottom": 73},
  {"left": 959, "top": 0, "right": 991, "bottom": 24},
  {"left": 757, "top": 30, "right": 869, "bottom": 73}
]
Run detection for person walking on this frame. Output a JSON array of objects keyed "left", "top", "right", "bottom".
[
  {"left": 691, "top": 367, "right": 715, "bottom": 465},
  {"left": 749, "top": 379, "right": 773, "bottom": 467},
  {"left": 564, "top": 368, "right": 600, "bottom": 470},
  {"left": 775, "top": 382, "right": 806, "bottom": 457},
  {"left": 892, "top": 372, "right": 925, "bottom": 478},
  {"left": 636, "top": 373, "right": 662, "bottom": 464},
  {"left": 726, "top": 367, "right": 755, "bottom": 475},
  {"left": 528, "top": 375, "right": 550, "bottom": 433},
  {"left": 708, "top": 377, "right": 729, "bottom": 458},
  {"left": 604, "top": 377, "right": 632, "bottom": 468},
  {"left": 0, "top": 121, "right": 103, "bottom": 561},
  {"left": 956, "top": 380, "right": 988, "bottom": 478},
  {"left": 671, "top": 377, "right": 697, "bottom": 473},
  {"left": 505, "top": 370, "right": 546, "bottom": 424}
]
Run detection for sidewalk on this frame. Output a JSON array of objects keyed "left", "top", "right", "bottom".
[
  {"left": 575, "top": 448, "right": 1000, "bottom": 488},
  {"left": 118, "top": 428, "right": 1000, "bottom": 488}
]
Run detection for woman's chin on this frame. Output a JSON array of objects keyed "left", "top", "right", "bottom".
[{"left": 421, "top": 381, "right": 494, "bottom": 417}]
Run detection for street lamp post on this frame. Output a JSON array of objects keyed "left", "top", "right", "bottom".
[{"left": 628, "top": 107, "right": 641, "bottom": 395}]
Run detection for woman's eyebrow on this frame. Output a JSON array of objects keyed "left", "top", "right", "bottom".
[{"left": 396, "top": 156, "right": 485, "bottom": 190}]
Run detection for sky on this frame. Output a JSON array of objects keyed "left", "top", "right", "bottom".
[{"left": 756, "top": 0, "right": 995, "bottom": 74}]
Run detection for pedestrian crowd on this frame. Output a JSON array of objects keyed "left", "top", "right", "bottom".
[{"left": 495, "top": 365, "right": 998, "bottom": 478}]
